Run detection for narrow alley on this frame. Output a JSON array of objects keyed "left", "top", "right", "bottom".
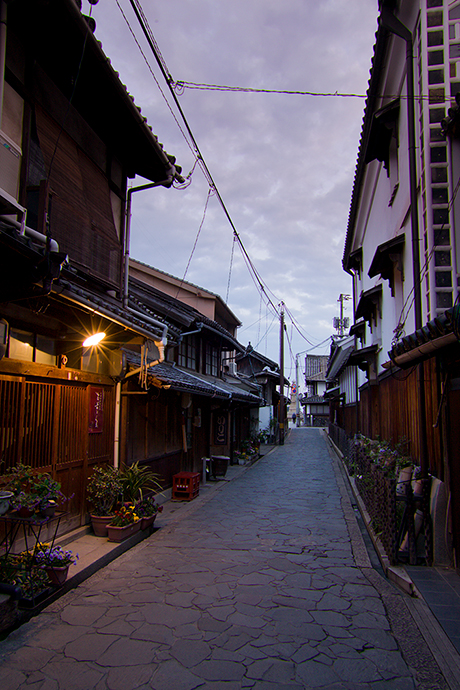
[{"left": 0, "top": 430, "right": 451, "bottom": 689}]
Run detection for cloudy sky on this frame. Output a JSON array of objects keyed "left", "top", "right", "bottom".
[{"left": 90, "top": 0, "right": 378, "bottom": 384}]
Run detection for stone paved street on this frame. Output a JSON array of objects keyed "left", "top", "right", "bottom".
[{"left": 0, "top": 429, "right": 450, "bottom": 689}]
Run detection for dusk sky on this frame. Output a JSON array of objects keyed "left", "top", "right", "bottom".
[{"left": 90, "top": 0, "right": 378, "bottom": 384}]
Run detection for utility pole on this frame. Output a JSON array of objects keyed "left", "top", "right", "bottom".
[
  {"left": 279, "top": 303, "right": 285, "bottom": 446},
  {"left": 333, "top": 294, "right": 351, "bottom": 337},
  {"left": 295, "top": 353, "right": 300, "bottom": 426}
]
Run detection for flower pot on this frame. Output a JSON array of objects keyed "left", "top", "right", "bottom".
[
  {"left": 107, "top": 521, "right": 140, "bottom": 543},
  {"left": 0, "top": 491, "right": 13, "bottom": 515},
  {"left": 140, "top": 514, "right": 157, "bottom": 531},
  {"left": 91, "top": 514, "right": 115, "bottom": 537},
  {"left": 44, "top": 565, "right": 69, "bottom": 587},
  {"left": 396, "top": 467, "right": 412, "bottom": 496},
  {"left": 38, "top": 502, "right": 57, "bottom": 519}
]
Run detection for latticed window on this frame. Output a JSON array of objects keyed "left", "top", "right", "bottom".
[
  {"left": 178, "top": 335, "right": 197, "bottom": 370},
  {"left": 205, "top": 342, "right": 219, "bottom": 376}
]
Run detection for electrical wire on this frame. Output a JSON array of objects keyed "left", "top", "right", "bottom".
[
  {"left": 254, "top": 313, "right": 278, "bottom": 352},
  {"left": 117, "top": 0, "right": 344, "bottom": 350},
  {"left": 122, "top": 0, "right": 283, "bottom": 317},
  {"left": 177, "top": 186, "right": 213, "bottom": 289},
  {"left": 283, "top": 304, "right": 315, "bottom": 346},
  {"left": 174, "top": 80, "right": 443, "bottom": 102},
  {"left": 115, "top": 0, "right": 198, "bottom": 166},
  {"left": 225, "top": 235, "right": 236, "bottom": 304}
]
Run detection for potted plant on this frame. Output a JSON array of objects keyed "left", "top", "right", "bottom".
[
  {"left": 0, "top": 553, "right": 50, "bottom": 606},
  {"left": 107, "top": 505, "right": 141, "bottom": 542},
  {"left": 1, "top": 464, "right": 67, "bottom": 518},
  {"left": 3, "top": 463, "right": 39, "bottom": 517},
  {"left": 136, "top": 494, "right": 163, "bottom": 531},
  {"left": 34, "top": 474, "right": 66, "bottom": 517},
  {"left": 120, "top": 462, "right": 163, "bottom": 504},
  {"left": 34, "top": 544, "right": 78, "bottom": 586},
  {"left": 87, "top": 465, "right": 122, "bottom": 536}
]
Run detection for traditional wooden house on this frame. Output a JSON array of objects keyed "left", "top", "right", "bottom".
[
  {"left": 235, "top": 345, "right": 285, "bottom": 440},
  {"left": 337, "top": 0, "right": 460, "bottom": 564},
  {"left": 0, "top": 0, "right": 181, "bottom": 528},
  {"left": 300, "top": 354, "right": 329, "bottom": 427},
  {"left": 121, "top": 268, "right": 262, "bottom": 480}
]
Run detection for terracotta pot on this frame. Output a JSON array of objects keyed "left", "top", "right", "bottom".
[
  {"left": 140, "top": 514, "right": 157, "bottom": 531},
  {"left": 107, "top": 521, "right": 140, "bottom": 543},
  {"left": 91, "top": 514, "right": 114, "bottom": 537},
  {"left": 45, "top": 565, "right": 69, "bottom": 587}
]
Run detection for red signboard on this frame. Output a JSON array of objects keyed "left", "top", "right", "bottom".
[{"left": 88, "top": 387, "right": 104, "bottom": 434}]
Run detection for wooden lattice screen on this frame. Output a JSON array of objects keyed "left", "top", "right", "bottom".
[{"left": 0, "top": 376, "right": 115, "bottom": 519}]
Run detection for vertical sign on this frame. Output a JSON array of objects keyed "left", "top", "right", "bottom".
[
  {"left": 89, "top": 386, "right": 104, "bottom": 434},
  {"left": 214, "top": 412, "right": 228, "bottom": 445}
]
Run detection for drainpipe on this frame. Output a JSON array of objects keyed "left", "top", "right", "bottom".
[
  {"left": 379, "top": 8, "right": 428, "bottom": 477},
  {"left": 113, "top": 380, "right": 121, "bottom": 469},
  {"left": 123, "top": 174, "right": 174, "bottom": 310},
  {"left": 125, "top": 305, "right": 168, "bottom": 347},
  {"left": 0, "top": 216, "right": 60, "bottom": 252}
]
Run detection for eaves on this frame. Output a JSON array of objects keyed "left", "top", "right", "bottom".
[{"left": 343, "top": 19, "right": 392, "bottom": 272}]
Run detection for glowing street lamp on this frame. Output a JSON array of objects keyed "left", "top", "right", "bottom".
[{"left": 83, "top": 332, "right": 106, "bottom": 347}]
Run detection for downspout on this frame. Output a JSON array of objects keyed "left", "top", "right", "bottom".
[
  {"left": 125, "top": 305, "right": 168, "bottom": 347},
  {"left": 0, "top": 216, "right": 60, "bottom": 252},
  {"left": 177, "top": 324, "right": 203, "bottom": 343},
  {"left": 379, "top": 8, "right": 428, "bottom": 477},
  {"left": 123, "top": 173, "right": 174, "bottom": 311},
  {"left": 113, "top": 380, "right": 121, "bottom": 469}
]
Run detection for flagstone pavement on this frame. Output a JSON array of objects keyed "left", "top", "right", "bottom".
[{"left": 0, "top": 429, "right": 451, "bottom": 689}]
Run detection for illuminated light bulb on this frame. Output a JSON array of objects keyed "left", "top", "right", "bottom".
[{"left": 83, "top": 332, "right": 106, "bottom": 347}]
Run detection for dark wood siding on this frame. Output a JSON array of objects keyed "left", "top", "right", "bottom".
[
  {"left": 35, "top": 105, "right": 122, "bottom": 288},
  {"left": 340, "top": 358, "right": 443, "bottom": 477}
]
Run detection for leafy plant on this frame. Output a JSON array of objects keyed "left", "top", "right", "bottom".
[
  {"left": 34, "top": 474, "right": 66, "bottom": 512},
  {"left": 87, "top": 465, "right": 122, "bottom": 516},
  {"left": 120, "top": 462, "right": 163, "bottom": 503},
  {"left": 0, "top": 554, "right": 49, "bottom": 599},
  {"left": 1, "top": 463, "right": 68, "bottom": 514},
  {"left": 136, "top": 495, "right": 163, "bottom": 518}
]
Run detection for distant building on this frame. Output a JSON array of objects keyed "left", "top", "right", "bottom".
[{"left": 301, "top": 355, "right": 329, "bottom": 426}]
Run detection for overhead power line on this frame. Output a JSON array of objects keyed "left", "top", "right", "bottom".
[
  {"left": 174, "top": 81, "right": 442, "bottom": 102},
  {"left": 175, "top": 81, "right": 368, "bottom": 98},
  {"left": 117, "top": 0, "right": 337, "bottom": 353},
  {"left": 127, "top": 0, "right": 281, "bottom": 317}
]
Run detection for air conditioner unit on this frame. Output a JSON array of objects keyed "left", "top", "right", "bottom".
[
  {"left": 227, "top": 362, "right": 238, "bottom": 376},
  {"left": 0, "top": 130, "right": 22, "bottom": 199}
]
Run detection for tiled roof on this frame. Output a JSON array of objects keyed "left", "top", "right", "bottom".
[
  {"left": 124, "top": 354, "right": 261, "bottom": 403},
  {"left": 54, "top": 272, "right": 181, "bottom": 344},
  {"left": 327, "top": 344, "right": 355, "bottom": 380},
  {"left": 301, "top": 394, "right": 328, "bottom": 405},
  {"left": 389, "top": 308, "right": 459, "bottom": 367}
]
